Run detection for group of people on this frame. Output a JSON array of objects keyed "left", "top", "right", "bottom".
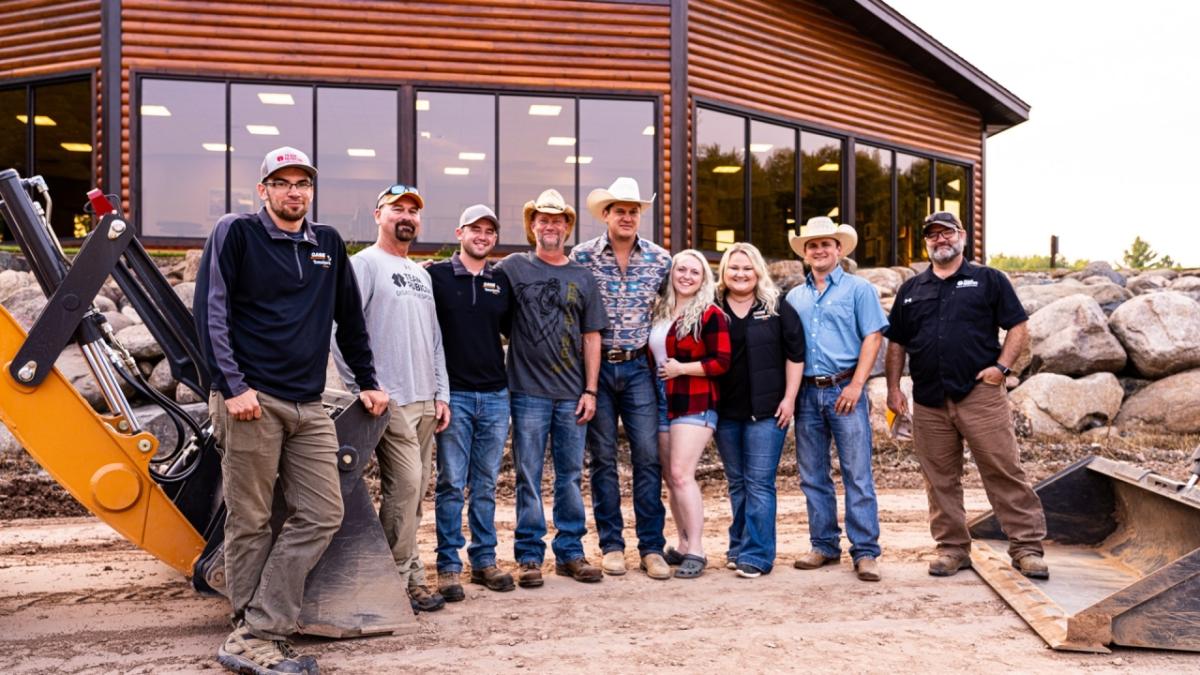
[{"left": 197, "top": 145, "right": 1050, "bottom": 675}]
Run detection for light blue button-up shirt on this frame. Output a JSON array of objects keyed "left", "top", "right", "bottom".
[{"left": 784, "top": 265, "right": 889, "bottom": 376}]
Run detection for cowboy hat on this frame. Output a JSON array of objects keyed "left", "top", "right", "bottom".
[
  {"left": 788, "top": 216, "right": 858, "bottom": 257},
  {"left": 523, "top": 188, "right": 576, "bottom": 245},
  {"left": 586, "top": 177, "right": 655, "bottom": 222}
]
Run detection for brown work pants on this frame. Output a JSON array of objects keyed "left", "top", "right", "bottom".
[
  {"left": 377, "top": 399, "right": 437, "bottom": 588},
  {"left": 912, "top": 382, "right": 1046, "bottom": 561},
  {"left": 210, "top": 391, "right": 343, "bottom": 641}
]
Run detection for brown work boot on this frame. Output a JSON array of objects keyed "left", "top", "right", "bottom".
[
  {"left": 602, "top": 550, "right": 627, "bottom": 576},
  {"left": 854, "top": 556, "right": 881, "bottom": 582},
  {"left": 438, "top": 570, "right": 465, "bottom": 602},
  {"left": 217, "top": 623, "right": 315, "bottom": 674},
  {"left": 793, "top": 550, "right": 840, "bottom": 570},
  {"left": 555, "top": 557, "right": 603, "bottom": 583},
  {"left": 517, "top": 561, "right": 544, "bottom": 588},
  {"left": 408, "top": 584, "right": 446, "bottom": 613},
  {"left": 928, "top": 550, "right": 972, "bottom": 577},
  {"left": 1013, "top": 554, "right": 1049, "bottom": 579},
  {"left": 640, "top": 553, "right": 672, "bottom": 580},
  {"left": 470, "top": 565, "right": 516, "bottom": 592}
]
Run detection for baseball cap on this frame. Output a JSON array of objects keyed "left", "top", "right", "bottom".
[
  {"left": 376, "top": 183, "right": 425, "bottom": 209},
  {"left": 458, "top": 204, "right": 499, "bottom": 229},
  {"left": 260, "top": 146, "right": 317, "bottom": 181},
  {"left": 922, "top": 211, "right": 962, "bottom": 233}
]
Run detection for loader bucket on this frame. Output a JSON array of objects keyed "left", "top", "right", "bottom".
[{"left": 968, "top": 455, "right": 1200, "bottom": 653}]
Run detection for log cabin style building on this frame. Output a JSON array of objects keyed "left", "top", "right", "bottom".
[{"left": 1, "top": 0, "right": 1027, "bottom": 264}]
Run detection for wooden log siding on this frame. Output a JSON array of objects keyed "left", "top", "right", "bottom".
[
  {"left": 0, "top": 0, "right": 101, "bottom": 79},
  {"left": 688, "top": 0, "right": 985, "bottom": 257},
  {"left": 118, "top": 0, "right": 675, "bottom": 243}
]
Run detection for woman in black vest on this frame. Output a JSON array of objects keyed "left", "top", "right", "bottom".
[{"left": 714, "top": 243, "right": 806, "bottom": 578}]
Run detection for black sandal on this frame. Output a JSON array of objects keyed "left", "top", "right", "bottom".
[{"left": 674, "top": 554, "right": 707, "bottom": 579}]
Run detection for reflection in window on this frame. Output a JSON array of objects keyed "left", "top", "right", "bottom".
[
  {"left": 696, "top": 108, "right": 745, "bottom": 251},
  {"left": 578, "top": 99, "right": 655, "bottom": 243},
  {"left": 750, "top": 121, "right": 795, "bottom": 260},
  {"left": 855, "top": 144, "right": 892, "bottom": 267},
  {"left": 417, "top": 92, "right": 495, "bottom": 244},
  {"left": 317, "top": 88, "right": 397, "bottom": 242},
  {"left": 498, "top": 95, "right": 574, "bottom": 246},
  {"left": 141, "top": 79, "right": 226, "bottom": 237},
  {"left": 0, "top": 86, "right": 29, "bottom": 239},
  {"left": 897, "top": 153, "right": 931, "bottom": 266},
  {"left": 936, "top": 162, "right": 967, "bottom": 228},
  {"left": 230, "top": 84, "right": 312, "bottom": 215},
  {"left": 27, "top": 80, "right": 92, "bottom": 238},
  {"left": 800, "top": 132, "right": 841, "bottom": 227}
]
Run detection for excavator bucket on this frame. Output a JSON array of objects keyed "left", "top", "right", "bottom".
[{"left": 968, "top": 455, "right": 1200, "bottom": 653}]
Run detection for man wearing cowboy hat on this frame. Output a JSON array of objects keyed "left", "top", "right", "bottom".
[
  {"left": 571, "top": 177, "right": 672, "bottom": 580},
  {"left": 496, "top": 188, "right": 607, "bottom": 586},
  {"left": 332, "top": 182, "right": 451, "bottom": 613},
  {"left": 884, "top": 211, "right": 1047, "bottom": 580},
  {"left": 784, "top": 216, "right": 887, "bottom": 582}
]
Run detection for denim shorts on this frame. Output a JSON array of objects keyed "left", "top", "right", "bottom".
[
  {"left": 655, "top": 377, "right": 669, "bottom": 434},
  {"left": 670, "top": 409, "right": 718, "bottom": 429}
]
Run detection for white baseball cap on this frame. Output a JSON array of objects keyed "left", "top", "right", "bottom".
[{"left": 260, "top": 146, "right": 317, "bottom": 181}]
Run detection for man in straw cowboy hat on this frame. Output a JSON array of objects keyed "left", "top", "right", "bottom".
[
  {"left": 571, "top": 177, "right": 673, "bottom": 581},
  {"left": 784, "top": 216, "right": 888, "bottom": 582},
  {"left": 496, "top": 188, "right": 608, "bottom": 586}
]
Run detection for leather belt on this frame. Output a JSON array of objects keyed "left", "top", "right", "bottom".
[
  {"left": 604, "top": 346, "right": 647, "bottom": 364},
  {"left": 803, "top": 367, "right": 856, "bottom": 388}
]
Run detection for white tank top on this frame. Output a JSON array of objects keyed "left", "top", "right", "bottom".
[{"left": 649, "top": 320, "right": 671, "bottom": 365}]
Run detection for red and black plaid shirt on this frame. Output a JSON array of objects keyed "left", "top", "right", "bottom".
[{"left": 658, "top": 304, "right": 731, "bottom": 418}]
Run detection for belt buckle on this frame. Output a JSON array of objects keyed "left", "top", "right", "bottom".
[
  {"left": 814, "top": 375, "right": 833, "bottom": 387},
  {"left": 605, "top": 349, "right": 625, "bottom": 364}
]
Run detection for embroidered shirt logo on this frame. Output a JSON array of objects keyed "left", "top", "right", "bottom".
[
  {"left": 482, "top": 281, "right": 501, "bottom": 295},
  {"left": 310, "top": 251, "right": 332, "bottom": 268},
  {"left": 956, "top": 279, "right": 979, "bottom": 288},
  {"left": 903, "top": 296, "right": 915, "bottom": 304}
]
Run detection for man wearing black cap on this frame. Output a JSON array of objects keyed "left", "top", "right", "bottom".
[
  {"left": 883, "top": 211, "right": 1048, "bottom": 580},
  {"left": 197, "top": 146, "right": 389, "bottom": 674},
  {"left": 333, "top": 183, "right": 451, "bottom": 612}
]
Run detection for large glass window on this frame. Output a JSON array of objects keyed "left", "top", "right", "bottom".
[
  {"left": 317, "top": 88, "right": 397, "bottom": 242},
  {"left": 578, "top": 99, "right": 655, "bottom": 242},
  {"left": 0, "top": 86, "right": 29, "bottom": 240},
  {"left": 800, "top": 132, "right": 842, "bottom": 225},
  {"left": 936, "top": 162, "right": 968, "bottom": 228},
  {"left": 498, "top": 96, "right": 574, "bottom": 246},
  {"left": 140, "top": 79, "right": 226, "bottom": 238},
  {"left": 750, "top": 121, "right": 795, "bottom": 260},
  {"left": 417, "top": 92, "right": 495, "bottom": 245},
  {"left": 230, "top": 84, "right": 313, "bottom": 216},
  {"left": 855, "top": 144, "right": 892, "bottom": 267},
  {"left": 897, "top": 153, "right": 932, "bottom": 266},
  {"left": 695, "top": 108, "right": 745, "bottom": 252}
]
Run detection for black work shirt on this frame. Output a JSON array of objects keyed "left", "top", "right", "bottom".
[
  {"left": 885, "top": 261, "right": 1027, "bottom": 408},
  {"left": 428, "top": 252, "right": 512, "bottom": 392},
  {"left": 718, "top": 308, "right": 753, "bottom": 421}
]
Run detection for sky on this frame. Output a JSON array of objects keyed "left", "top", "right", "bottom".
[{"left": 885, "top": 0, "right": 1200, "bottom": 267}]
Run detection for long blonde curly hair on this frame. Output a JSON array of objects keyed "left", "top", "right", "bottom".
[
  {"left": 653, "top": 248, "right": 718, "bottom": 341},
  {"left": 716, "top": 242, "right": 780, "bottom": 316}
]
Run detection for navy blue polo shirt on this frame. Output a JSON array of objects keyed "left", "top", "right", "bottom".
[
  {"left": 885, "top": 261, "right": 1027, "bottom": 408},
  {"left": 428, "top": 252, "right": 512, "bottom": 392}
]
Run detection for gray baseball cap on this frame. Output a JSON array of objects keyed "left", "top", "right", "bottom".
[
  {"left": 459, "top": 203, "right": 499, "bottom": 229},
  {"left": 260, "top": 146, "right": 317, "bottom": 181}
]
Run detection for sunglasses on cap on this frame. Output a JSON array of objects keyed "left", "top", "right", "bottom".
[{"left": 376, "top": 184, "right": 421, "bottom": 205}]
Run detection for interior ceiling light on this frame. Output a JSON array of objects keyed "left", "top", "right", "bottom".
[
  {"left": 257, "top": 92, "right": 295, "bottom": 105},
  {"left": 419, "top": 131, "right": 431, "bottom": 139},
  {"left": 458, "top": 152, "right": 486, "bottom": 161},
  {"left": 818, "top": 163, "right": 839, "bottom": 172},
  {"left": 415, "top": 99, "right": 430, "bottom": 111},
  {"left": 202, "top": 142, "right": 232, "bottom": 152},
  {"left": 15, "top": 114, "right": 57, "bottom": 126},
  {"left": 642, "top": 125, "right": 655, "bottom": 136},
  {"left": 547, "top": 136, "right": 576, "bottom": 146},
  {"left": 347, "top": 148, "right": 376, "bottom": 157},
  {"left": 565, "top": 156, "right": 593, "bottom": 164},
  {"left": 60, "top": 142, "right": 92, "bottom": 152},
  {"left": 246, "top": 124, "right": 280, "bottom": 135},
  {"left": 528, "top": 104, "right": 562, "bottom": 116},
  {"left": 140, "top": 105, "right": 172, "bottom": 117},
  {"left": 947, "top": 179, "right": 961, "bottom": 191},
  {"left": 750, "top": 143, "right": 774, "bottom": 153},
  {"left": 444, "top": 167, "right": 470, "bottom": 175},
  {"left": 712, "top": 166, "right": 741, "bottom": 174}
]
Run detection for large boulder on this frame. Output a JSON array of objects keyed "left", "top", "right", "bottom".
[
  {"left": 890, "top": 266, "right": 916, "bottom": 282},
  {"left": 1010, "top": 372, "right": 1124, "bottom": 436},
  {"left": 115, "top": 323, "right": 164, "bottom": 360},
  {"left": 2, "top": 285, "right": 47, "bottom": 330},
  {"left": 0, "top": 269, "right": 33, "bottom": 302},
  {"left": 1072, "top": 260, "right": 1126, "bottom": 287},
  {"left": 1169, "top": 275, "right": 1200, "bottom": 303},
  {"left": 1109, "top": 292, "right": 1200, "bottom": 378},
  {"left": 1126, "top": 274, "right": 1169, "bottom": 296},
  {"left": 148, "top": 358, "right": 176, "bottom": 395},
  {"left": 173, "top": 281, "right": 196, "bottom": 312},
  {"left": 55, "top": 344, "right": 106, "bottom": 409},
  {"left": 92, "top": 293, "right": 117, "bottom": 314},
  {"left": 1080, "top": 281, "right": 1133, "bottom": 314},
  {"left": 1019, "top": 278, "right": 1130, "bottom": 315},
  {"left": 1115, "top": 368, "right": 1200, "bottom": 433},
  {"left": 1027, "top": 294, "right": 1125, "bottom": 375},
  {"left": 867, "top": 376, "right": 913, "bottom": 439},
  {"left": 768, "top": 260, "right": 806, "bottom": 296},
  {"left": 102, "top": 310, "right": 133, "bottom": 334},
  {"left": 856, "top": 267, "right": 904, "bottom": 298}
]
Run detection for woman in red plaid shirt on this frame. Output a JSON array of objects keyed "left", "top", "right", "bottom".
[{"left": 648, "top": 249, "right": 731, "bottom": 579}]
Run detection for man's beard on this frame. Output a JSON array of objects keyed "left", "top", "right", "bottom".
[
  {"left": 394, "top": 221, "right": 416, "bottom": 242},
  {"left": 930, "top": 240, "right": 964, "bottom": 263}
]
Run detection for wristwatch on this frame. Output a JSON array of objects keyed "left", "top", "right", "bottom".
[{"left": 994, "top": 363, "right": 1011, "bottom": 377}]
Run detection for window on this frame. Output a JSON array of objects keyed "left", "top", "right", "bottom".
[
  {"left": 936, "top": 162, "right": 967, "bottom": 227},
  {"left": 0, "top": 78, "right": 92, "bottom": 239},
  {"left": 230, "top": 84, "right": 313, "bottom": 217},
  {"left": 499, "top": 96, "right": 574, "bottom": 246},
  {"left": 416, "top": 92, "right": 495, "bottom": 245},
  {"left": 800, "top": 132, "right": 842, "bottom": 225},
  {"left": 897, "top": 153, "right": 932, "bottom": 266},
  {"left": 750, "top": 121, "right": 795, "bottom": 260},
  {"left": 317, "top": 88, "right": 397, "bottom": 242},
  {"left": 577, "top": 99, "right": 655, "bottom": 242},
  {"left": 695, "top": 108, "right": 745, "bottom": 252},
  {"left": 855, "top": 144, "right": 892, "bottom": 268}
]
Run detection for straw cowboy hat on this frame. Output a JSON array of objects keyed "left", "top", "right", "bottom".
[
  {"left": 586, "top": 177, "right": 656, "bottom": 222},
  {"left": 788, "top": 216, "right": 858, "bottom": 257},
  {"left": 523, "top": 188, "right": 576, "bottom": 245}
]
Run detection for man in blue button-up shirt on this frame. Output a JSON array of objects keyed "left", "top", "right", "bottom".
[{"left": 784, "top": 217, "right": 887, "bottom": 583}]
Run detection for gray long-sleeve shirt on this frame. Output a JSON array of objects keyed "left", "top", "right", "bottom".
[{"left": 333, "top": 245, "right": 448, "bottom": 405}]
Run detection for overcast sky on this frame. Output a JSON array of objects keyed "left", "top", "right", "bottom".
[{"left": 885, "top": 0, "right": 1200, "bottom": 267}]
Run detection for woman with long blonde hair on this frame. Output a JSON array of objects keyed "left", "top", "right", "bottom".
[{"left": 648, "top": 249, "right": 730, "bottom": 579}]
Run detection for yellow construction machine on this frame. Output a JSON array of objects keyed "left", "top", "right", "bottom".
[{"left": 0, "top": 169, "right": 413, "bottom": 638}]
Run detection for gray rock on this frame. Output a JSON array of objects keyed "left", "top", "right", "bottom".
[
  {"left": 102, "top": 310, "right": 132, "bottom": 334},
  {"left": 2, "top": 285, "right": 47, "bottom": 330},
  {"left": 55, "top": 344, "right": 106, "bottom": 409},
  {"left": 1109, "top": 292, "right": 1200, "bottom": 378},
  {"left": 1138, "top": 268, "right": 1179, "bottom": 282},
  {"left": 132, "top": 401, "right": 209, "bottom": 460},
  {"left": 1072, "top": 260, "right": 1126, "bottom": 287},
  {"left": 1116, "top": 368, "right": 1200, "bottom": 433},
  {"left": 137, "top": 359, "right": 155, "bottom": 378},
  {"left": 0, "top": 269, "right": 33, "bottom": 303},
  {"left": 1018, "top": 279, "right": 1131, "bottom": 316},
  {"left": 1127, "top": 274, "right": 1169, "bottom": 296},
  {"left": 182, "top": 249, "right": 203, "bottom": 283},
  {"left": 1169, "top": 275, "right": 1200, "bottom": 303},
  {"left": 1119, "top": 376, "right": 1152, "bottom": 399},
  {"left": 176, "top": 382, "right": 203, "bottom": 404},
  {"left": 115, "top": 323, "right": 164, "bottom": 360},
  {"left": 1081, "top": 281, "right": 1132, "bottom": 314},
  {"left": 890, "top": 266, "right": 916, "bottom": 282},
  {"left": 1028, "top": 295, "right": 1125, "bottom": 376},
  {"left": 0, "top": 250, "right": 30, "bottom": 272},
  {"left": 1010, "top": 372, "right": 1124, "bottom": 435},
  {"left": 857, "top": 267, "right": 903, "bottom": 298},
  {"left": 99, "top": 279, "right": 123, "bottom": 308},
  {"left": 909, "top": 261, "right": 930, "bottom": 275},
  {"left": 121, "top": 304, "right": 143, "bottom": 324},
  {"left": 173, "top": 281, "right": 196, "bottom": 312},
  {"left": 768, "top": 260, "right": 807, "bottom": 296},
  {"left": 93, "top": 294, "right": 117, "bottom": 313},
  {"left": 148, "top": 358, "right": 176, "bottom": 394}
]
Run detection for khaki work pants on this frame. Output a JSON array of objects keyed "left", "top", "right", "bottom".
[
  {"left": 377, "top": 399, "right": 437, "bottom": 588},
  {"left": 210, "top": 391, "right": 343, "bottom": 641},
  {"left": 911, "top": 382, "right": 1046, "bottom": 561}
]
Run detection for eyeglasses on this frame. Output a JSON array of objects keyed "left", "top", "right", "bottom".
[
  {"left": 924, "top": 228, "right": 961, "bottom": 242},
  {"left": 376, "top": 184, "right": 420, "bottom": 202},
  {"left": 262, "top": 179, "right": 314, "bottom": 191}
]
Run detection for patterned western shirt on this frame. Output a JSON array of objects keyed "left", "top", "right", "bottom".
[{"left": 570, "top": 232, "right": 671, "bottom": 350}]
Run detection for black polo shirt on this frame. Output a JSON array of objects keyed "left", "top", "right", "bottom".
[
  {"left": 428, "top": 252, "right": 512, "bottom": 392},
  {"left": 885, "top": 261, "right": 1027, "bottom": 408}
]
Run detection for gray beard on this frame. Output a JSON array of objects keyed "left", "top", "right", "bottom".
[{"left": 930, "top": 241, "right": 964, "bottom": 263}]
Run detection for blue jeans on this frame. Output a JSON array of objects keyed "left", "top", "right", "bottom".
[
  {"left": 434, "top": 389, "right": 510, "bottom": 572},
  {"left": 587, "top": 355, "right": 666, "bottom": 556},
  {"left": 511, "top": 393, "right": 588, "bottom": 564},
  {"left": 794, "top": 382, "right": 881, "bottom": 561},
  {"left": 715, "top": 417, "right": 786, "bottom": 572}
]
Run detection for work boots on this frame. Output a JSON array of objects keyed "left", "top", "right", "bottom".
[
  {"left": 408, "top": 584, "right": 446, "bottom": 613},
  {"left": 437, "top": 570, "right": 465, "bottom": 603},
  {"left": 470, "top": 565, "right": 516, "bottom": 592},
  {"left": 217, "top": 623, "right": 317, "bottom": 675}
]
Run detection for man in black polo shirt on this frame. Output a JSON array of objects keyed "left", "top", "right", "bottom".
[
  {"left": 428, "top": 204, "right": 517, "bottom": 599},
  {"left": 883, "top": 211, "right": 1048, "bottom": 579}
]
